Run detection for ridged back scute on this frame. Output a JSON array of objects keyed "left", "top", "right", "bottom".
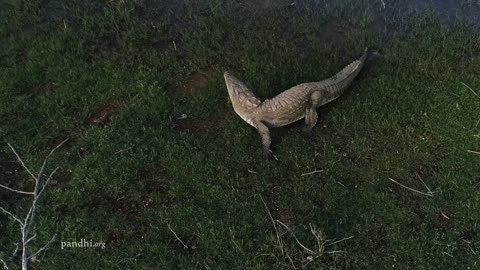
[
  {"left": 334, "top": 48, "right": 368, "bottom": 89},
  {"left": 321, "top": 48, "right": 369, "bottom": 104}
]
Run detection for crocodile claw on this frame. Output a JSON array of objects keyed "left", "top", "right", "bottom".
[
  {"left": 262, "top": 148, "right": 278, "bottom": 160},
  {"left": 302, "top": 126, "right": 313, "bottom": 135}
]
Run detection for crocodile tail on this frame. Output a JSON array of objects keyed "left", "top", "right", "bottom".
[
  {"left": 321, "top": 48, "right": 369, "bottom": 104},
  {"left": 335, "top": 47, "right": 368, "bottom": 87}
]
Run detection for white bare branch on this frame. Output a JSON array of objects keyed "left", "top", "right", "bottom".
[
  {"left": 35, "top": 138, "right": 68, "bottom": 185},
  {"left": 28, "top": 233, "right": 57, "bottom": 260},
  {"left": 36, "top": 167, "right": 59, "bottom": 199},
  {"left": 0, "top": 184, "right": 33, "bottom": 195},
  {"left": 1, "top": 140, "right": 65, "bottom": 270},
  {"left": 25, "top": 235, "right": 36, "bottom": 245},
  {"left": 1, "top": 258, "right": 8, "bottom": 270},
  {"left": 7, "top": 144, "right": 37, "bottom": 182},
  {"left": 0, "top": 206, "right": 24, "bottom": 226},
  {"left": 12, "top": 243, "right": 19, "bottom": 258},
  {"left": 47, "top": 139, "right": 69, "bottom": 158}
]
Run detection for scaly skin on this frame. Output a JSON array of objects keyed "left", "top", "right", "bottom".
[{"left": 224, "top": 48, "right": 370, "bottom": 158}]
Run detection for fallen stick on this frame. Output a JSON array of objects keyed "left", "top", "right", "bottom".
[
  {"left": 301, "top": 170, "right": 323, "bottom": 177},
  {"left": 387, "top": 178, "right": 433, "bottom": 197}
]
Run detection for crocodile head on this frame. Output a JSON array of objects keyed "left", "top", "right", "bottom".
[{"left": 224, "top": 71, "right": 261, "bottom": 126}]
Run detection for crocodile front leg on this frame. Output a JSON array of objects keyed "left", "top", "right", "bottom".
[
  {"left": 254, "top": 120, "right": 272, "bottom": 159},
  {"left": 303, "top": 91, "right": 322, "bottom": 133}
]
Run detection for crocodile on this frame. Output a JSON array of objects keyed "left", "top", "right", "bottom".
[{"left": 224, "top": 48, "right": 370, "bottom": 158}]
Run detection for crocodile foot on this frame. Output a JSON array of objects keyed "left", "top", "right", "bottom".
[
  {"left": 262, "top": 148, "right": 272, "bottom": 160},
  {"left": 262, "top": 148, "right": 279, "bottom": 160},
  {"left": 302, "top": 126, "right": 313, "bottom": 136}
]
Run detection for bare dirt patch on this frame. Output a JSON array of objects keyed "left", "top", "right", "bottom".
[
  {"left": 0, "top": 113, "right": 21, "bottom": 125},
  {"left": 136, "top": 166, "right": 177, "bottom": 207},
  {"left": 430, "top": 210, "right": 457, "bottom": 230},
  {"left": 411, "top": 163, "right": 441, "bottom": 181},
  {"left": 174, "top": 101, "right": 229, "bottom": 134},
  {"left": 83, "top": 188, "right": 148, "bottom": 218},
  {"left": 317, "top": 19, "right": 355, "bottom": 49},
  {"left": 460, "top": 228, "right": 478, "bottom": 243},
  {"left": 82, "top": 165, "right": 177, "bottom": 217},
  {"left": 31, "top": 81, "right": 59, "bottom": 96},
  {"left": 0, "top": 150, "right": 33, "bottom": 192},
  {"left": 150, "top": 39, "right": 180, "bottom": 53},
  {"left": 412, "top": 208, "right": 457, "bottom": 231},
  {"left": 174, "top": 111, "right": 226, "bottom": 134},
  {"left": 176, "top": 68, "right": 213, "bottom": 97},
  {"left": 85, "top": 101, "right": 122, "bottom": 126},
  {"left": 168, "top": 233, "right": 199, "bottom": 256},
  {"left": 47, "top": 136, "right": 76, "bottom": 152},
  {"left": 267, "top": 182, "right": 312, "bottom": 231},
  {"left": 49, "top": 168, "right": 73, "bottom": 187},
  {"left": 106, "top": 228, "right": 145, "bottom": 249}
]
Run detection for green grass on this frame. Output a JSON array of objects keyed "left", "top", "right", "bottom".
[{"left": 1, "top": 0, "right": 479, "bottom": 269}]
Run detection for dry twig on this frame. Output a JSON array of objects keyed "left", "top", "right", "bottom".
[
  {"left": 258, "top": 196, "right": 352, "bottom": 268},
  {"left": 259, "top": 195, "right": 284, "bottom": 255},
  {"left": 0, "top": 206, "right": 24, "bottom": 226},
  {"left": 442, "top": 251, "right": 453, "bottom": 258},
  {"left": 440, "top": 212, "right": 450, "bottom": 220},
  {"left": 1, "top": 259, "right": 8, "bottom": 270},
  {"left": 388, "top": 178, "right": 434, "bottom": 197},
  {"left": 167, "top": 224, "right": 188, "bottom": 249},
  {"left": 27, "top": 234, "right": 57, "bottom": 260},
  {"left": 415, "top": 173, "right": 433, "bottom": 195},
  {"left": 325, "top": 236, "right": 354, "bottom": 246},
  {"left": 301, "top": 170, "right": 324, "bottom": 177},
  {"left": 467, "top": 150, "right": 480, "bottom": 155},
  {"left": 380, "top": 0, "right": 386, "bottom": 9},
  {"left": 326, "top": 250, "right": 347, "bottom": 254},
  {"left": 6, "top": 144, "right": 38, "bottom": 182},
  {"left": 276, "top": 220, "right": 315, "bottom": 254},
  {"left": 461, "top": 82, "right": 480, "bottom": 98},
  {"left": 0, "top": 184, "right": 34, "bottom": 195}
]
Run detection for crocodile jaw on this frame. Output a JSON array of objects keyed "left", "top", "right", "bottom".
[
  {"left": 235, "top": 111, "right": 256, "bottom": 127},
  {"left": 224, "top": 71, "right": 261, "bottom": 127}
]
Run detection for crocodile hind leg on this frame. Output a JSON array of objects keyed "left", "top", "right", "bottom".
[
  {"left": 303, "top": 108, "right": 318, "bottom": 133},
  {"left": 303, "top": 91, "right": 322, "bottom": 133},
  {"left": 254, "top": 121, "right": 272, "bottom": 159}
]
